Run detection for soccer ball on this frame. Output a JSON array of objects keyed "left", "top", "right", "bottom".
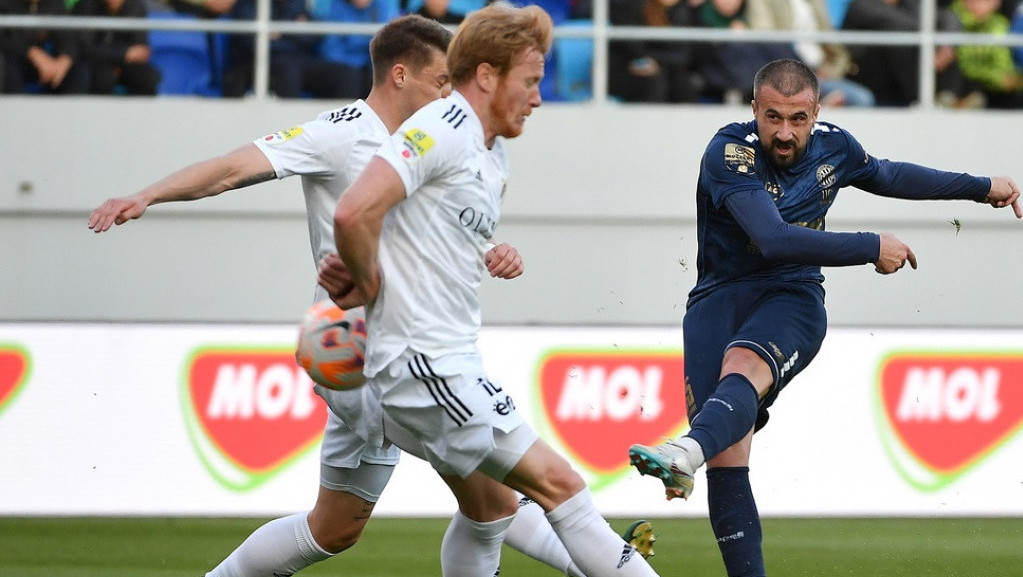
[{"left": 296, "top": 301, "right": 367, "bottom": 391}]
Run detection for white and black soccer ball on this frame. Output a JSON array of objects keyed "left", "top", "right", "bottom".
[{"left": 295, "top": 301, "right": 367, "bottom": 391}]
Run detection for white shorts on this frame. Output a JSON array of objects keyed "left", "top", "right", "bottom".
[
  {"left": 314, "top": 385, "right": 399, "bottom": 501},
  {"left": 374, "top": 350, "right": 536, "bottom": 479},
  {"left": 317, "top": 403, "right": 399, "bottom": 468}
]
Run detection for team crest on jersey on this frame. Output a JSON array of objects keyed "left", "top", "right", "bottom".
[
  {"left": 724, "top": 143, "right": 756, "bottom": 174},
  {"left": 262, "top": 126, "right": 304, "bottom": 144},
  {"left": 816, "top": 164, "right": 836, "bottom": 205},
  {"left": 400, "top": 128, "right": 435, "bottom": 160}
]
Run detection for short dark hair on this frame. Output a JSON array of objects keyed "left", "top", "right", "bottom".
[
  {"left": 370, "top": 15, "right": 453, "bottom": 84},
  {"left": 753, "top": 59, "right": 820, "bottom": 102}
]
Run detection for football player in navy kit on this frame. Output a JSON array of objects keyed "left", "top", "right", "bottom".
[{"left": 630, "top": 58, "right": 1020, "bottom": 577}]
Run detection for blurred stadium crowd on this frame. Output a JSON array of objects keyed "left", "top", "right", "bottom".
[{"left": 2, "top": 0, "right": 1023, "bottom": 107}]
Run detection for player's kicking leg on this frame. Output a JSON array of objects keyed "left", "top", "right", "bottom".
[{"left": 628, "top": 436, "right": 705, "bottom": 500}]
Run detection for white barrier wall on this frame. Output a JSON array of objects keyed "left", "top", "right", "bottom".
[
  {"left": 2, "top": 98, "right": 1023, "bottom": 327},
  {"left": 1, "top": 323, "right": 1021, "bottom": 517}
]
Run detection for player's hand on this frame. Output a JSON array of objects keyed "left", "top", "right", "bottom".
[
  {"left": 317, "top": 254, "right": 379, "bottom": 310},
  {"left": 317, "top": 253, "right": 354, "bottom": 301},
  {"left": 875, "top": 232, "right": 917, "bottom": 275},
  {"left": 485, "top": 242, "right": 523, "bottom": 280},
  {"left": 87, "top": 195, "right": 148, "bottom": 233},
  {"left": 983, "top": 176, "right": 1022, "bottom": 219},
  {"left": 49, "top": 54, "right": 73, "bottom": 88}
]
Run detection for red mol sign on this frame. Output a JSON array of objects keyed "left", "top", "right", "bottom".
[
  {"left": 537, "top": 350, "right": 688, "bottom": 482},
  {"left": 0, "top": 346, "right": 30, "bottom": 416},
  {"left": 185, "top": 347, "right": 327, "bottom": 490},
  {"left": 878, "top": 353, "right": 1023, "bottom": 490}
]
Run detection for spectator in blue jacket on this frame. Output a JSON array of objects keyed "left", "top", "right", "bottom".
[{"left": 310, "top": 0, "right": 399, "bottom": 99}]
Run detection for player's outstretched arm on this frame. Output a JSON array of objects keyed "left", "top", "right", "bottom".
[
  {"left": 87, "top": 144, "right": 275, "bottom": 233},
  {"left": 982, "top": 176, "right": 1022, "bottom": 218},
  {"left": 874, "top": 232, "right": 918, "bottom": 275},
  {"left": 485, "top": 242, "right": 524, "bottom": 280}
]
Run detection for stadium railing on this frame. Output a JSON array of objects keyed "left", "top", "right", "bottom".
[{"left": 3, "top": 0, "right": 1023, "bottom": 107}]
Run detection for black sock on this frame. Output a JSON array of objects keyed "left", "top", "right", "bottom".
[{"left": 707, "top": 466, "right": 765, "bottom": 577}]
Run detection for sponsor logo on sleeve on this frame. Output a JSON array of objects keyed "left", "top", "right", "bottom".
[
  {"left": 262, "top": 126, "right": 304, "bottom": 144},
  {"left": 0, "top": 345, "right": 30, "bottom": 416},
  {"left": 182, "top": 347, "right": 327, "bottom": 491},
  {"left": 724, "top": 143, "right": 756, "bottom": 174},
  {"left": 877, "top": 352, "right": 1023, "bottom": 491},
  {"left": 536, "top": 350, "right": 688, "bottom": 489}
]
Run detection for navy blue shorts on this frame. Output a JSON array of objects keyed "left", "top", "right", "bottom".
[{"left": 682, "top": 279, "right": 827, "bottom": 431}]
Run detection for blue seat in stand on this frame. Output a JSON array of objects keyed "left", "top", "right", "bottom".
[{"left": 147, "top": 11, "right": 223, "bottom": 96}]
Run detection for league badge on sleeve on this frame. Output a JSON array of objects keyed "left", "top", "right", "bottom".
[
  {"left": 724, "top": 143, "right": 756, "bottom": 174},
  {"left": 401, "top": 128, "right": 434, "bottom": 160},
  {"left": 262, "top": 126, "right": 305, "bottom": 145}
]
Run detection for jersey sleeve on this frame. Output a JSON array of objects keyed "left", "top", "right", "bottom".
[
  {"left": 252, "top": 118, "right": 345, "bottom": 179},
  {"left": 375, "top": 108, "right": 459, "bottom": 198},
  {"left": 701, "top": 133, "right": 768, "bottom": 209},
  {"left": 725, "top": 189, "right": 880, "bottom": 266},
  {"left": 841, "top": 129, "right": 990, "bottom": 201}
]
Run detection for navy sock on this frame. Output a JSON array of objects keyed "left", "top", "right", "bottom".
[
  {"left": 687, "top": 373, "right": 759, "bottom": 461},
  {"left": 707, "top": 467, "right": 765, "bottom": 577}
]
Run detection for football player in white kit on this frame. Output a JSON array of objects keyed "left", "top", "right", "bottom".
[
  {"left": 88, "top": 13, "right": 639, "bottom": 577},
  {"left": 324, "top": 4, "right": 663, "bottom": 577}
]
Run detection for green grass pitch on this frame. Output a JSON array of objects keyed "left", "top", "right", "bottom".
[{"left": 1, "top": 516, "right": 1021, "bottom": 576}]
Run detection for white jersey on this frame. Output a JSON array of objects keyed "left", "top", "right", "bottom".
[
  {"left": 253, "top": 101, "right": 395, "bottom": 460},
  {"left": 366, "top": 91, "right": 508, "bottom": 377},
  {"left": 253, "top": 100, "right": 389, "bottom": 304}
]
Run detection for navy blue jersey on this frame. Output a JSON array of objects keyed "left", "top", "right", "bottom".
[{"left": 689, "top": 119, "right": 989, "bottom": 305}]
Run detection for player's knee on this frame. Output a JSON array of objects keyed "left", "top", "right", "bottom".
[
  {"left": 537, "top": 464, "right": 587, "bottom": 505},
  {"left": 310, "top": 520, "right": 367, "bottom": 554}
]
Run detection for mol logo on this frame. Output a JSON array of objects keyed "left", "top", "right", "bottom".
[
  {"left": 877, "top": 352, "right": 1023, "bottom": 491},
  {"left": 183, "top": 346, "right": 327, "bottom": 490},
  {"left": 0, "top": 344, "right": 30, "bottom": 417},
  {"left": 537, "top": 350, "right": 688, "bottom": 489}
]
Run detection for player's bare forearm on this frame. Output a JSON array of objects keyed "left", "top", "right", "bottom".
[
  {"left": 331, "top": 158, "right": 406, "bottom": 308},
  {"left": 330, "top": 240, "right": 381, "bottom": 310},
  {"left": 144, "top": 145, "right": 275, "bottom": 204},
  {"left": 87, "top": 144, "right": 275, "bottom": 233},
  {"left": 332, "top": 207, "right": 383, "bottom": 309}
]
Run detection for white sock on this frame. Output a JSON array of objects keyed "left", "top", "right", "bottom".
[
  {"left": 505, "top": 498, "right": 584, "bottom": 577},
  {"left": 676, "top": 435, "right": 706, "bottom": 471},
  {"left": 205, "top": 512, "right": 332, "bottom": 577},
  {"left": 546, "top": 489, "right": 658, "bottom": 577},
  {"left": 440, "top": 510, "right": 514, "bottom": 577}
]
